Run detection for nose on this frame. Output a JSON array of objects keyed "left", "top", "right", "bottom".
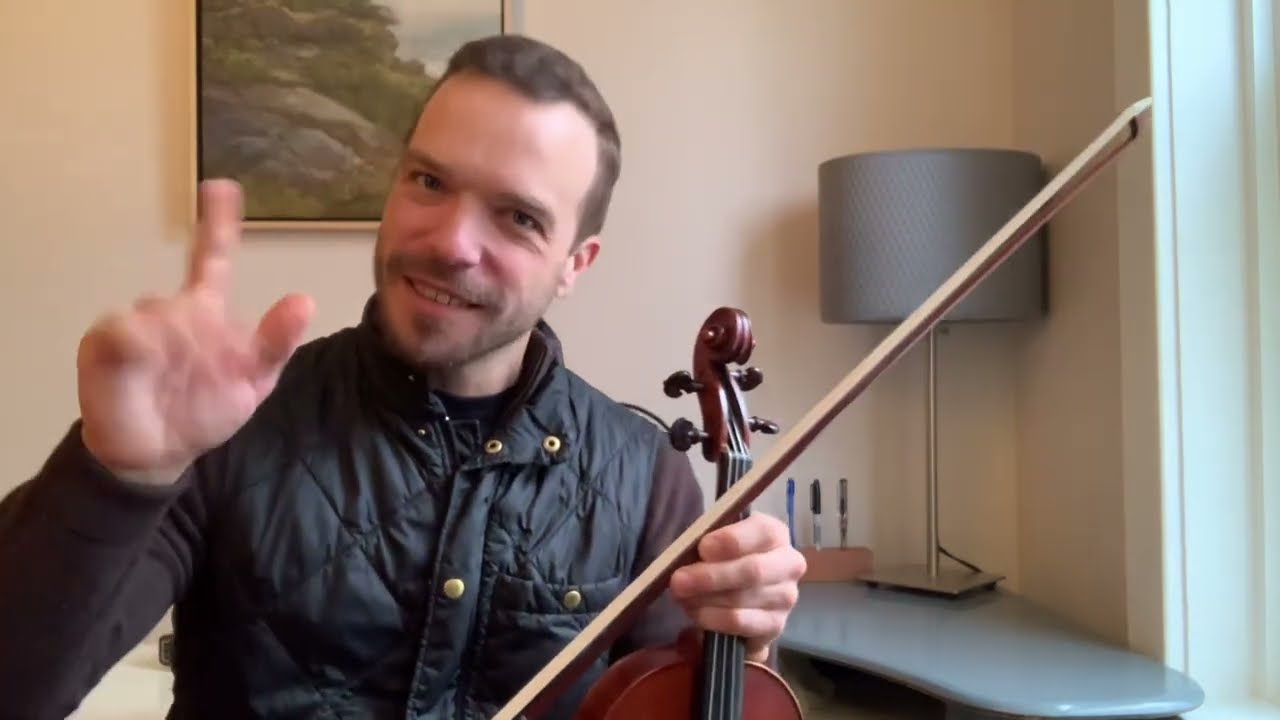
[{"left": 426, "top": 197, "right": 484, "bottom": 268}]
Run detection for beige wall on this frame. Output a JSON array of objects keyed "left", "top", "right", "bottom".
[
  {"left": 1010, "top": 1, "right": 1129, "bottom": 643},
  {"left": 0, "top": 0, "right": 1146, "bottom": 645}
]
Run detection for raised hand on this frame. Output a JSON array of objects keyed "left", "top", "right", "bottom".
[{"left": 76, "top": 180, "right": 315, "bottom": 485}]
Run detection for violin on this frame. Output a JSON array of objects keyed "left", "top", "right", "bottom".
[
  {"left": 491, "top": 96, "right": 1153, "bottom": 720},
  {"left": 573, "top": 306, "right": 802, "bottom": 719}
]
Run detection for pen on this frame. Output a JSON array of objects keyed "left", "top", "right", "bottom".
[
  {"left": 786, "top": 479, "right": 796, "bottom": 548},
  {"left": 839, "top": 477, "right": 848, "bottom": 548},
  {"left": 810, "top": 479, "right": 822, "bottom": 549}
]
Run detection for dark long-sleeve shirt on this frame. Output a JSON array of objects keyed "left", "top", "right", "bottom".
[{"left": 0, "top": 415, "right": 712, "bottom": 718}]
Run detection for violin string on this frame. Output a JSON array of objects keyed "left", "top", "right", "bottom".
[
  {"left": 730, "top": 401, "right": 745, "bottom": 718},
  {"left": 702, "top": 365, "right": 754, "bottom": 720},
  {"left": 708, "top": 407, "right": 733, "bottom": 718},
  {"left": 721, "top": 459, "right": 737, "bottom": 720},
  {"left": 717, "top": 630, "right": 730, "bottom": 720},
  {"left": 734, "top": 448, "right": 747, "bottom": 718}
]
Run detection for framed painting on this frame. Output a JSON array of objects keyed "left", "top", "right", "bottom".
[{"left": 194, "top": 0, "right": 521, "bottom": 231}]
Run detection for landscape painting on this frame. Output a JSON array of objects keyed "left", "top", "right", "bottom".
[{"left": 196, "top": 0, "right": 509, "bottom": 227}]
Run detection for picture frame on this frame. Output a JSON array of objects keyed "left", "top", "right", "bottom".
[{"left": 191, "top": 0, "right": 522, "bottom": 232}]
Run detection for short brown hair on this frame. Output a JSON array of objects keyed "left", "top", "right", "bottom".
[{"left": 420, "top": 34, "right": 622, "bottom": 244}]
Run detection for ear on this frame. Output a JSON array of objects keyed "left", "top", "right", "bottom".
[{"left": 555, "top": 236, "right": 602, "bottom": 298}]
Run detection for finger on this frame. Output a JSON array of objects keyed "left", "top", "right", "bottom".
[
  {"left": 697, "top": 514, "right": 790, "bottom": 562},
  {"left": 132, "top": 294, "right": 168, "bottom": 314},
  {"left": 250, "top": 292, "right": 315, "bottom": 377},
  {"left": 79, "top": 309, "right": 166, "bottom": 368},
  {"left": 675, "top": 582, "right": 798, "bottom": 612},
  {"left": 149, "top": 300, "right": 203, "bottom": 373},
  {"left": 185, "top": 295, "right": 258, "bottom": 378},
  {"left": 670, "top": 551, "right": 795, "bottom": 598},
  {"left": 682, "top": 606, "right": 785, "bottom": 646},
  {"left": 96, "top": 294, "right": 179, "bottom": 365},
  {"left": 186, "top": 179, "right": 243, "bottom": 295}
]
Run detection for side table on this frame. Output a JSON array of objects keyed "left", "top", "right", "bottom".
[{"left": 778, "top": 582, "right": 1204, "bottom": 719}]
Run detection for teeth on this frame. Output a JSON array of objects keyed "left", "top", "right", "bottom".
[
  {"left": 431, "top": 289, "right": 461, "bottom": 307},
  {"left": 410, "top": 278, "right": 467, "bottom": 307}
]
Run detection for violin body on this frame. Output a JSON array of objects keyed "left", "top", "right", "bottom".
[{"left": 574, "top": 628, "right": 802, "bottom": 720}]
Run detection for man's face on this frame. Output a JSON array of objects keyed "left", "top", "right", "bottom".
[{"left": 374, "top": 71, "right": 602, "bottom": 371}]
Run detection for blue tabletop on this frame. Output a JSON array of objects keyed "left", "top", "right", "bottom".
[{"left": 779, "top": 582, "right": 1204, "bottom": 718}]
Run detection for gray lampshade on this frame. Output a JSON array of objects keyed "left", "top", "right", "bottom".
[{"left": 818, "top": 148, "right": 1048, "bottom": 324}]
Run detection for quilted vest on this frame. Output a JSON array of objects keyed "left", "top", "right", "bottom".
[{"left": 164, "top": 304, "right": 665, "bottom": 719}]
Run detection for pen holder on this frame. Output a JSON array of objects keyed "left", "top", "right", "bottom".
[{"left": 798, "top": 545, "right": 874, "bottom": 583}]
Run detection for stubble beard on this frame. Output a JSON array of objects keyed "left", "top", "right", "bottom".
[
  {"left": 399, "top": 302, "right": 532, "bottom": 371},
  {"left": 373, "top": 259, "right": 557, "bottom": 375}
]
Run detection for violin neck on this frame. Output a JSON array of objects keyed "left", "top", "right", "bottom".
[{"left": 698, "top": 452, "right": 751, "bottom": 719}]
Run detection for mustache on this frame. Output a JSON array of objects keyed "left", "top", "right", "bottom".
[{"left": 385, "top": 251, "right": 493, "bottom": 306}]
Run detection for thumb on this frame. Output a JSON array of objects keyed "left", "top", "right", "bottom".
[{"left": 251, "top": 293, "right": 315, "bottom": 378}]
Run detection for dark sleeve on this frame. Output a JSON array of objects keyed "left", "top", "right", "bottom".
[
  {"left": 0, "top": 420, "right": 209, "bottom": 718},
  {"left": 608, "top": 439, "right": 703, "bottom": 661}
]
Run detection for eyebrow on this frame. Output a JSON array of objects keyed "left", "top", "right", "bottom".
[
  {"left": 402, "top": 148, "right": 556, "bottom": 233},
  {"left": 496, "top": 191, "right": 555, "bottom": 234},
  {"left": 402, "top": 147, "right": 448, "bottom": 175}
]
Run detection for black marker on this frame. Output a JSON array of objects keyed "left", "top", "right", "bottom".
[
  {"left": 810, "top": 479, "right": 822, "bottom": 549},
  {"left": 839, "top": 477, "right": 848, "bottom": 548}
]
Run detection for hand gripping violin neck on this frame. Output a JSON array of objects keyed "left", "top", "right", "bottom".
[
  {"left": 491, "top": 97, "right": 1153, "bottom": 720},
  {"left": 573, "top": 307, "right": 801, "bottom": 720}
]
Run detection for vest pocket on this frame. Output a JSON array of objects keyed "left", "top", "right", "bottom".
[
  {"left": 472, "top": 571, "right": 629, "bottom": 707},
  {"left": 489, "top": 570, "right": 627, "bottom": 618}
]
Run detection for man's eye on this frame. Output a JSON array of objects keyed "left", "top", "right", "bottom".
[
  {"left": 512, "top": 210, "right": 542, "bottom": 233},
  {"left": 410, "top": 171, "right": 442, "bottom": 191}
]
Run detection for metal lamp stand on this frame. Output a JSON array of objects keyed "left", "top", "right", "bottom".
[{"left": 857, "top": 325, "right": 1004, "bottom": 598}]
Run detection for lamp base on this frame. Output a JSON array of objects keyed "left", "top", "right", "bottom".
[{"left": 857, "top": 563, "right": 1004, "bottom": 599}]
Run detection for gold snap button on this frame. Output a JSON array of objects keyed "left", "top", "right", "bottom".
[
  {"left": 443, "top": 578, "right": 465, "bottom": 599},
  {"left": 484, "top": 439, "right": 503, "bottom": 454},
  {"left": 542, "top": 435, "right": 561, "bottom": 453},
  {"left": 562, "top": 589, "right": 582, "bottom": 610}
]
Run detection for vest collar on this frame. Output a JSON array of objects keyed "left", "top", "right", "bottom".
[{"left": 354, "top": 294, "right": 573, "bottom": 466}]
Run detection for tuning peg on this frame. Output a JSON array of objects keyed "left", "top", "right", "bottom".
[
  {"left": 733, "top": 366, "right": 764, "bottom": 391},
  {"left": 668, "top": 417, "right": 708, "bottom": 451},
  {"left": 748, "top": 416, "right": 779, "bottom": 434},
  {"left": 663, "top": 370, "right": 703, "bottom": 398}
]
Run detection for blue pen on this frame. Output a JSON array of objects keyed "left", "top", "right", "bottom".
[{"left": 786, "top": 478, "right": 796, "bottom": 548}]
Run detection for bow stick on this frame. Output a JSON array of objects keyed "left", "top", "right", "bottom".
[{"left": 495, "top": 95, "right": 1154, "bottom": 720}]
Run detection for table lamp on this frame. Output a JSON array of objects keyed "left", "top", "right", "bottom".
[{"left": 818, "top": 147, "right": 1048, "bottom": 597}]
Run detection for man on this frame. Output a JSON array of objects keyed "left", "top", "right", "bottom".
[{"left": 0, "top": 34, "right": 805, "bottom": 719}]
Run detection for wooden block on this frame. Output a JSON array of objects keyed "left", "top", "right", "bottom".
[{"left": 799, "top": 545, "right": 874, "bottom": 583}]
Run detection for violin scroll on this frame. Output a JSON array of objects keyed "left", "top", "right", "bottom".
[
  {"left": 661, "top": 307, "right": 779, "bottom": 464},
  {"left": 665, "top": 366, "right": 762, "bottom": 397}
]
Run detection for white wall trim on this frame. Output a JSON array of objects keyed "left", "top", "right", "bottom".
[
  {"left": 1143, "top": 0, "right": 1278, "bottom": 712},
  {"left": 1243, "top": 0, "right": 1280, "bottom": 703},
  {"left": 1126, "top": 0, "right": 1190, "bottom": 673},
  {"left": 1116, "top": 0, "right": 1177, "bottom": 667}
]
